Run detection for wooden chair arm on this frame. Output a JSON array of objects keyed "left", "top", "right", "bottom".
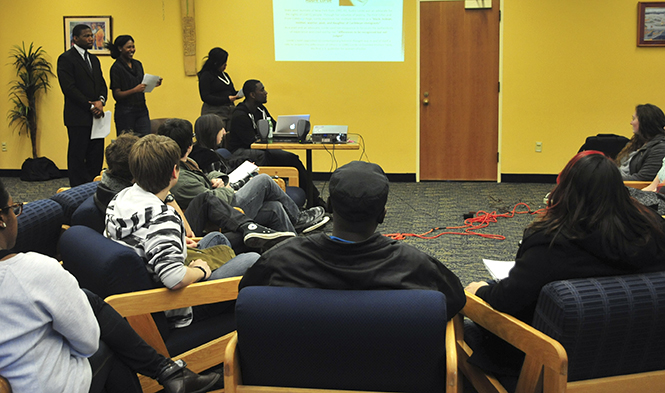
[
  {"left": 258, "top": 166, "right": 300, "bottom": 187},
  {"left": 224, "top": 332, "right": 241, "bottom": 393},
  {"left": 105, "top": 276, "right": 242, "bottom": 316},
  {"left": 446, "top": 316, "right": 461, "bottom": 393},
  {"left": 624, "top": 181, "right": 651, "bottom": 189},
  {"left": 461, "top": 292, "right": 568, "bottom": 393}
]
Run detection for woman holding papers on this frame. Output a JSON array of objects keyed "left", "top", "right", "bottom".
[
  {"left": 198, "top": 47, "right": 240, "bottom": 128},
  {"left": 105, "top": 35, "right": 162, "bottom": 136},
  {"left": 464, "top": 151, "right": 665, "bottom": 383},
  {"left": 466, "top": 150, "right": 665, "bottom": 323}
]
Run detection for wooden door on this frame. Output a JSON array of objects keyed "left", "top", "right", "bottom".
[{"left": 420, "top": 1, "right": 500, "bottom": 180}]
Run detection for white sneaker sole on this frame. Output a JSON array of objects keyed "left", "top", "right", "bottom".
[
  {"left": 243, "top": 231, "right": 296, "bottom": 249},
  {"left": 302, "top": 215, "right": 330, "bottom": 233}
]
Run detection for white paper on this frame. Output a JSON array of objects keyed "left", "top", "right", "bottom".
[
  {"left": 141, "top": 74, "right": 161, "bottom": 93},
  {"left": 228, "top": 161, "right": 259, "bottom": 184},
  {"left": 482, "top": 259, "right": 515, "bottom": 281},
  {"left": 91, "top": 111, "right": 112, "bottom": 140}
]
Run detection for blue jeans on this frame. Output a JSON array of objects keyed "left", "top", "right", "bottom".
[
  {"left": 232, "top": 174, "right": 300, "bottom": 233},
  {"left": 196, "top": 232, "right": 259, "bottom": 279},
  {"left": 193, "top": 232, "right": 259, "bottom": 321},
  {"left": 115, "top": 105, "right": 151, "bottom": 136}
]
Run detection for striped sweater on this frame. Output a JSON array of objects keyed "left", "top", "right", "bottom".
[{"left": 105, "top": 183, "right": 192, "bottom": 327}]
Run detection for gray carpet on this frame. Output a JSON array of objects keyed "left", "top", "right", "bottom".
[{"left": 3, "top": 177, "right": 554, "bottom": 286}]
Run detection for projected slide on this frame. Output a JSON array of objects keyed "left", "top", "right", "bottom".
[{"left": 273, "top": 0, "right": 404, "bottom": 62}]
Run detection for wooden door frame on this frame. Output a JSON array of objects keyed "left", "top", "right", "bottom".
[{"left": 415, "top": 0, "right": 504, "bottom": 182}]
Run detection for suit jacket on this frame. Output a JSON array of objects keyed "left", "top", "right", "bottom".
[{"left": 57, "top": 47, "right": 107, "bottom": 127}]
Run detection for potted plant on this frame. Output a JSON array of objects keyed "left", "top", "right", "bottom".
[{"left": 7, "top": 42, "right": 54, "bottom": 159}]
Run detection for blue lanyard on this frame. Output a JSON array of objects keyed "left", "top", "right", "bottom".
[{"left": 329, "top": 235, "right": 355, "bottom": 244}]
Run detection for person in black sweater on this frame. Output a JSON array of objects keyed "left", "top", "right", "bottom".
[
  {"left": 198, "top": 47, "right": 239, "bottom": 128},
  {"left": 466, "top": 150, "right": 665, "bottom": 323},
  {"left": 239, "top": 161, "right": 466, "bottom": 320},
  {"left": 228, "top": 79, "right": 326, "bottom": 208},
  {"left": 105, "top": 35, "right": 162, "bottom": 136}
]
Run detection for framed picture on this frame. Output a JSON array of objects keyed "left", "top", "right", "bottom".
[
  {"left": 638, "top": 2, "right": 665, "bottom": 47},
  {"left": 63, "top": 16, "right": 112, "bottom": 55}
]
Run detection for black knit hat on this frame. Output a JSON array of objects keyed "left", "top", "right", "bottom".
[{"left": 329, "top": 161, "right": 389, "bottom": 222}]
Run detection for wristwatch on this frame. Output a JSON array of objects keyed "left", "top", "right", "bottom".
[{"left": 164, "top": 194, "right": 175, "bottom": 203}]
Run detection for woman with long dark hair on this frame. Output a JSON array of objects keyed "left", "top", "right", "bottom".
[
  {"left": 190, "top": 113, "right": 233, "bottom": 173},
  {"left": 105, "top": 35, "right": 162, "bottom": 136},
  {"left": 0, "top": 179, "right": 219, "bottom": 393},
  {"left": 616, "top": 103, "right": 665, "bottom": 181},
  {"left": 198, "top": 48, "right": 239, "bottom": 129},
  {"left": 467, "top": 151, "right": 665, "bottom": 323}
]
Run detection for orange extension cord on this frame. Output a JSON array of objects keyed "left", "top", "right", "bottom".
[{"left": 384, "top": 202, "right": 546, "bottom": 241}]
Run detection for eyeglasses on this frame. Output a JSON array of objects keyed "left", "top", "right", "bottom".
[{"left": 1, "top": 202, "right": 23, "bottom": 217}]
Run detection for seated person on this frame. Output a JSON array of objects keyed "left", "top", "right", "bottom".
[
  {"left": 158, "top": 118, "right": 328, "bottom": 235},
  {"left": 0, "top": 179, "right": 219, "bottom": 393},
  {"left": 95, "top": 133, "right": 295, "bottom": 250},
  {"left": 239, "top": 161, "right": 466, "bottom": 321},
  {"left": 616, "top": 104, "right": 665, "bottom": 181},
  {"left": 189, "top": 113, "right": 243, "bottom": 174},
  {"left": 105, "top": 134, "right": 260, "bottom": 328},
  {"left": 465, "top": 151, "right": 665, "bottom": 381},
  {"left": 227, "top": 79, "right": 326, "bottom": 208}
]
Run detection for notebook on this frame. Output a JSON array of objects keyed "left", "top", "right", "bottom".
[{"left": 273, "top": 114, "right": 310, "bottom": 141}]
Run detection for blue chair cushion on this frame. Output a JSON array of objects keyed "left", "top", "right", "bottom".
[
  {"left": 235, "top": 287, "right": 447, "bottom": 392},
  {"left": 533, "top": 272, "right": 665, "bottom": 381},
  {"left": 285, "top": 186, "right": 306, "bottom": 208},
  {"left": 71, "top": 195, "right": 105, "bottom": 233},
  {"left": 10, "top": 198, "right": 64, "bottom": 258},
  {"left": 51, "top": 182, "right": 99, "bottom": 224}
]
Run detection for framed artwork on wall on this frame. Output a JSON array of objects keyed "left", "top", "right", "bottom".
[
  {"left": 63, "top": 16, "right": 113, "bottom": 55},
  {"left": 638, "top": 2, "right": 665, "bottom": 47}
]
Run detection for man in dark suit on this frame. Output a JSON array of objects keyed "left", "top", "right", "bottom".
[{"left": 57, "top": 24, "right": 108, "bottom": 187}]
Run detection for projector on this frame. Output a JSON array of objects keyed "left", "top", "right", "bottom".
[{"left": 311, "top": 125, "right": 348, "bottom": 144}]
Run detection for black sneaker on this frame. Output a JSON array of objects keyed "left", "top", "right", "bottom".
[
  {"left": 241, "top": 222, "right": 296, "bottom": 249},
  {"left": 295, "top": 206, "right": 330, "bottom": 233}
]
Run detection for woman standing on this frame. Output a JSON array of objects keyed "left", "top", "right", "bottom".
[
  {"left": 198, "top": 48, "right": 239, "bottom": 129},
  {"left": 105, "top": 35, "right": 161, "bottom": 136},
  {"left": 616, "top": 103, "right": 665, "bottom": 181}
]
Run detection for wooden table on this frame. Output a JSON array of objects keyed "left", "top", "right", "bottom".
[{"left": 251, "top": 142, "right": 360, "bottom": 204}]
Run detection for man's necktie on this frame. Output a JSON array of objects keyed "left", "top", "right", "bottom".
[{"left": 84, "top": 51, "right": 92, "bottom": 71}]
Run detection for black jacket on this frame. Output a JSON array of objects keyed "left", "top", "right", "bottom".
[
  {"left": 57, "top": 47, "right": 108, "bottom": 127},
  {"left": 476, "top": 216, "right": 665, "bottom": 323},
  {"left": 239, "top": 232, "right": 466, "bottom": 320}
]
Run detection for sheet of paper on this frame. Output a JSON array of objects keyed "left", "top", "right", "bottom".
[
  {"left": 91, "top": 111, "right": 112, "bottom": 140},
  {"left": 482, "top": 259, "right": 515, "bottom": 281},
  {"left": 141, "top": 74, "right": 161, "bottom": 93},
  {"left": 228, "top": 161, "right": 259, "bottom": 184}
]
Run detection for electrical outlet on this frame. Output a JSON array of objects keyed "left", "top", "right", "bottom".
[
  {"left": 1, "top": 142, "right": 6, "bottom": 152},
  {"left": 535, "top": 142, "right": 542, "bottom": 153}
]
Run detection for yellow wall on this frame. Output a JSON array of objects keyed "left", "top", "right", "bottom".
[
  {"left": 1, "top": 0, "right": 664, "bottom": 176},
  {"left": 501, "top": 0, "right": 665, "bottom": 174},
  {"left": 0, "top": 0, "right": 417, "bottom": 174}
]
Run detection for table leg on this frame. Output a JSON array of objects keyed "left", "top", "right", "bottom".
[{"left": 305, "top": 150, "right": 314, "bottom": 207}]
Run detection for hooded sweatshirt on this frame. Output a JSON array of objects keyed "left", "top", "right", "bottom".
[
  {"left": 476, "top": 219, "right": 665, "bottom": 324},
  {"left": 105, "top": 183, "right": 193, "bottom": 327}
]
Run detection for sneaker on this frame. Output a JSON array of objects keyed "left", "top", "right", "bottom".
[
  {"left": 295, "top": 206, "right": 330, "bottom": 233},
  {"left": 241, "top": 222, "right": 296, "bottom": 249}
]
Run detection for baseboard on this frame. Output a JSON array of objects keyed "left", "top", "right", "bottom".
[
  {"left": 501, "top": 174, "right": 557, "bottom": 183},
  {"left": 313, "top": 172, "right": 416, "bottom": 182}
]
